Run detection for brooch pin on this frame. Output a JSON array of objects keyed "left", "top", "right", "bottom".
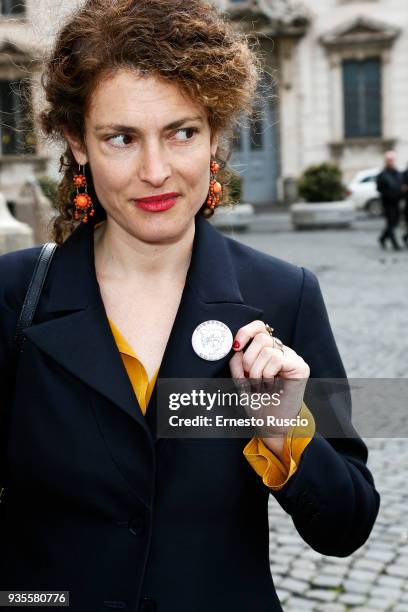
[{"left": 191, "top": 320, "right": 233, "bottom": 361}]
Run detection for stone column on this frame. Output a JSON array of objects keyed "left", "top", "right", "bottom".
[{"left": 278, "top": 38, "right": 301, "bottom": 202}]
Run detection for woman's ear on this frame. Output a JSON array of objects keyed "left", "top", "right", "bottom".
[
  {"left": 210, "top": 131, "right": 219, "bottom": 158},
  {"left": 63, "top": 130, "right": 88, "bottom": 166}
]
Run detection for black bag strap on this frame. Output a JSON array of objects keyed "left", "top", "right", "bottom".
[
  {"left": 13, "top": 242, "right": 58, "bottom": 357},
  {"left": 1, "top": 243, "right": 57, "bottom": 497}
]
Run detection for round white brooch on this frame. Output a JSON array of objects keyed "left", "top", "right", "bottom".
[{"left": 191, "top": 320, "right": 233, "bottom": 361}]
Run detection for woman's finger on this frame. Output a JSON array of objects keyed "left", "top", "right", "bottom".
[
  {"left": 233, "top": 320, "right": 269, "bottom": 351},
  {"left": 229, "top": 350, "right": 245, "bottom": 379},
  {"left": 245, "top": 346, "right": 282, "bottom": 379},
  {"left": 246, "top": 344, "right": 310, "bottom": 380},
  {"left": 241, "top": 332, "right": 280, "bottom": 371}
]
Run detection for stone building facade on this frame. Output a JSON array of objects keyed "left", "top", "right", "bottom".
[
  {"left": 1, "top": 0, "right": 408, "bottom": 207},
  {"left": 0, "top": 0, "right": 75, "bottom": 206},
  {"left": 220, "top": 0, "right": 408, "bottom": 203}
]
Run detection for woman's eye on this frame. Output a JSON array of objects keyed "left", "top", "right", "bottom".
[
  {"left": 173, "top": 127, "right": 198, "bottom": 141},
  {"left": 106, "top": 128, "right": 198, "bottom": 146},
  {"left": 108, "top": 134, "right": 133, "bottom": 147}
]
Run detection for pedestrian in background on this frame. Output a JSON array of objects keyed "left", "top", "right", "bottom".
[
  {"left": 401, "top": 164, "right": 408, "bottom": 247},
  {"left": 377, "top": 150, "right": 402, "bottom": 251}
]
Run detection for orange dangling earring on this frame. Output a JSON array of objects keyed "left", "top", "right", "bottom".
[
  {"left": 206, "top": 158, "right": 222, "bottom": 210},
  {"left": 73, "top": 163, "right": 94, "bottom": 223}
]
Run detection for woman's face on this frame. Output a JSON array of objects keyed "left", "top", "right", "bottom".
[{"left": 67, "top": 69, "right": 218, "bottom": 244}]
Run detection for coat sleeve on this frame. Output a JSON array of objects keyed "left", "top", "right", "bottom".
[
  {"left": 376, "top": 171, "right": 384, "bottom": 195},
  {"left": 271, "top": 266, "right": 380, "bottom": 557},
  {"left": 0, "top": 248, "right": 41, "bottom": 486}
]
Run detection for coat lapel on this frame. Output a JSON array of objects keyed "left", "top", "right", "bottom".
[
  {"left": 144, "top": 215, "right": 264, "bottom": 435},
  {"left": 23, "top": 221, "right": 152, "bottom": 439},
  {"left": 24, "top": 215, "right": 264, "bottom": 441}
]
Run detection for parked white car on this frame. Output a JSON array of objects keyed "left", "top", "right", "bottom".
[{"left": 346, "top": 168, "right": 382, "bottom": 217}]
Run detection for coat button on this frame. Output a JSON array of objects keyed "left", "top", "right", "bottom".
[
  {"left": 139, "top": 596, "right": 156, "bottom": 612},
  {"left": 128, "top": 516, "right": 145, "bottom": 536}
]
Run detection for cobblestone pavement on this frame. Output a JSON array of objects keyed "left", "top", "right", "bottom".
[{"left": 227, "top": 215, "right": 408, "bottom": 611}]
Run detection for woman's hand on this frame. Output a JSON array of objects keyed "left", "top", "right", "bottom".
[{"left": 229, "top": 320, "right": 310, "bottom": 459}]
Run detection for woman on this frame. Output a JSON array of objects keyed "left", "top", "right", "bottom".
[{"left": 0, "top": 1, "right": 379, "bottom": 611}]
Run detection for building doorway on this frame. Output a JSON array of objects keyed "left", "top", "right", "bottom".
[{"left": 229, "top": 79, "right": 279, "bottom": 206}]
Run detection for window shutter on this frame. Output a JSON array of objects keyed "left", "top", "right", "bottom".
[
  {"left": 0, "top": 79, "right": 36, "bottom": 155},
  {"left": 0, "top": 80, "right": 16, "bottom": 155},
  {"left": 343, "top": 60, "right": 360, "bottom": 138},
  {"left": 2, "top": 0, "right": 25, "bottom": 16},
  {"left": 364, "top": 58, "right": 381, "bottom": 137},
  {"left": 343, "top": 58, "right": 381, "bottom": 138}
]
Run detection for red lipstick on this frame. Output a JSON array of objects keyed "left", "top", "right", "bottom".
[{"left": 133, "top": 192, "right": 179, "bottom": 212}]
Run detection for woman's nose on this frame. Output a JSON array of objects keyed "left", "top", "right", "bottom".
[{"left": 138, "top": 143, "right": 171, "bottom": 187}]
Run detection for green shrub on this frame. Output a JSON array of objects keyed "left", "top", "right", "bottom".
[
  {"left": 37, "top": 176, "right": 58, "bottom": 204},
  {"left": 227, "top": 169, "right": 243, "bottom": 204},
  {"left": 298, "top": 163, "right": 347, "bottom": 203}
]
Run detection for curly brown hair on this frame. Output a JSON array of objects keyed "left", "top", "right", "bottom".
[{"left": 39, "top": 0, "right": 262, "bottom": 245}]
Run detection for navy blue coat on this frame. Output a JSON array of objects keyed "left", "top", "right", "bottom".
[{"left": 0, "top": 214, "right": 380, "bottom": 612}]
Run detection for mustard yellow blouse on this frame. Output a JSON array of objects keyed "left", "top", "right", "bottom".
[
  {"left": 107, "top": 317, "right": 315, "bottom": 491},
  {"left": 96, "top": 217, "right": 315, "bottom": 491}
]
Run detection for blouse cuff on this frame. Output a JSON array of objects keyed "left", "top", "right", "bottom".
[{"left": 243, "top": 402, "right": 316, "bottom": 490}]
